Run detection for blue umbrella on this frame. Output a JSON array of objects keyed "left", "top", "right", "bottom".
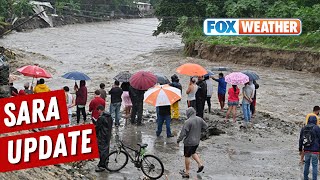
[
  {"left": 204, "top": 70, "right": 214, "bottom": 78},
  {"left": 241, "top": 70, "right": 260, "bottom": 81},
  {"left": 62, "top": 71, "right": 91, "bottom": 80}
]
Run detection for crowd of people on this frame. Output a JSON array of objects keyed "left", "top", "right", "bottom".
[{"left": 8, "top": 72, "right": 262, "bottom": 178}]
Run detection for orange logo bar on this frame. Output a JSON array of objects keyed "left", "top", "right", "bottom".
[{"left": 239, "top": 19, "right": 301, "bottom": 35}]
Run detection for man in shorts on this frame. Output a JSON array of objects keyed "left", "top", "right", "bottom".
[{"left": 177, "top": 107, "right": 208, "bottom": 178}]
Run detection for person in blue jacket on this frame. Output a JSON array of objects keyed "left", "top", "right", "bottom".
[
  {"left": 211, "top": 73, "right": 227, "bottom": 111},
  {"left": 299, "top": 116, "right": 320, "bottom": 180}
]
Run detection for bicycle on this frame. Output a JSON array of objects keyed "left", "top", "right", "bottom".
[{"left": 106, "top": 133, "right": 164, "bottom": 179}]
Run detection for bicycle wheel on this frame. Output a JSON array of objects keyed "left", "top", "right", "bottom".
[
  {"left": 141, "top": 155, "right": 164, "bottom": 179},
  {"left": 105, "top": 150, "right": 129, "bottom": 172}
]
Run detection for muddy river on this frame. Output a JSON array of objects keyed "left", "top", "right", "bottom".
[{"left": 1, "top": 18, "right": 320, "bottom": 179}]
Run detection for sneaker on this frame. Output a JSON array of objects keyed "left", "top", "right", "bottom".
[
  {"left": 179, "top": 170, "right": 190, "bottom": 178},
  {"left": 167, "top": 134, "right": 174, "bottom": 138},
  {"left": 197, "top": 165, "right": 204, "bottom": 173},
  {"left": 182, "top": 174, "right": 190, "bottom": 178},
  {"left": 95, "top": 166, "right": 105, "bottom": 172}
]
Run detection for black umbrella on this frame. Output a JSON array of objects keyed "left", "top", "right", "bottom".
[
  {"left": 241, "top": 70, "right": 260, "bottom": 81},
  {"left": 211, "top": 67, "right": 233, "bottom": 72},
  {"left": 113, "top": 71, "right": 132, "bottom": 82},
  {"left": 155, "top": 73, "right": 170, "bottom": 85}
]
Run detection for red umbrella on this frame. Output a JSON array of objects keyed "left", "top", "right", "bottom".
[
  {"left": 17, "top": 65, "right": 52, "bottom": 78},
  {"left": 129, "top": 71, "right": 157, "bottom": 90}
]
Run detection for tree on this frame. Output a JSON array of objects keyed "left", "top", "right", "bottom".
[
  {"left": 224, "top": 0, "right": 266, "bottom": 18},
  {"left": 153, "top": 0, "right": 205, "bottom": 36},
  {"left": 266, "top": 1, "right": 299, "bottom": 18}
]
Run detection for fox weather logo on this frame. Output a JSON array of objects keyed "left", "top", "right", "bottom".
[{"left": 203, "top": 18, "right": 302, "bottom": 36}]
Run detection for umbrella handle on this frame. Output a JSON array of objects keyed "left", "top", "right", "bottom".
[{"left": 29, "top": 77, "right": 34, "bottom": 90}]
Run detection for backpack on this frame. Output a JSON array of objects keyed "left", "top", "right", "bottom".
[{"left": 303, "top": 124, "right": 316, "bottom": 147}]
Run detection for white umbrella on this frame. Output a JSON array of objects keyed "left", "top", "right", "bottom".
[{"left": 144, "top": 84, "right": 181, "bottom": 106}]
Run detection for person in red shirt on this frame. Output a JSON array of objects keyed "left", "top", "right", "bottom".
[
  {"left": 225, "top": 85, "right": 240, "bottom": 123},
  {"left": 89, "top": 90, "right": 106, "bottom": 124}
]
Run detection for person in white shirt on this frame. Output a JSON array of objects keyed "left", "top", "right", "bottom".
[
  {"left": 204, "top": 76, "right": 214, "bottom": 113},
  {"left": 63, "top": 86, "right": 75, "bottom": 127}
]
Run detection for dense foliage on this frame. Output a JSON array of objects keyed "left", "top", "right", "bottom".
[
  {"left": 0, "top": 0, "right": 34, "bottom": 20},
  {"left": 154, "top": 0, "right": 320, "bottom": 51},
  {"left": 0, "top": 0, "right": 151, "bottom": 21}
]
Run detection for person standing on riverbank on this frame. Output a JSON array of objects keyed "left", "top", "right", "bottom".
[
  {"left": 169, "top": 74, "right": 182, "bottom": 120},
  {"left": 196, "top": 76, "right": 207, "bottom": 118},
  {"left": 89, "top": 90, "right": 105, "bottom": 125},
  {"left": 305, "top": 106, "right": 320, "bottom": 125},
  {"left": 75, "top": 80, "right": 88, "bottom": 124},
  {"left": 64, "top": 86, "right": 75, "bottom": 127},
  {"left": 225, "top": 85, "right": 240, "bottom": 123},
  {"left": 129, "top": 85, "right": 145, "bottom": 125},
  {"left": 299, "top": 116, "right": 320, "bottom": 180},
  {"left": 9, "top": 82, "right": 18, "bottom": 96},
  {"left": 177, "top": 107, "right": 208, "bottom": 178},
  {"left": 99, "top": 83, "right": 107, "bottom": 100},
  {"left": 33, "top": 78, "right": 50, "bottom": 94},
  {"left": 121, "top": 82, "right": 132, "bottom": 120},
  {"left": 156, "top": 105, "right": 174, "bottom": 138},
  {"left": 205, "top": 75, "right": 213, "bottom": 113},
  {"left": 23, "top": 82, "right": 33, "bottom": 94},
  {"left": 242, "top": 82, "right": 254, "bottom": 127},
  {"left": 109, "top": 80, "right": 123, "bottom": 127},
  {"left": 95, "top": 105, "right": 113, "bottom": 172},
  {"left": 250, "top": 80, "right": 259, "bottom": 118},
  {"left": 186, "top": 77, "right": 198, "bottom": 110},
  {"left": 212, "top": 73, "right": 227, "bottom": 111}
]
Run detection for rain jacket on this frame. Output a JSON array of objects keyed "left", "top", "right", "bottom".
[
  {"left": 177, "top": 107, "right": 208, "bottom": 146},
  {"left": 76, "top": 81, "right": 87, "bottom": 105},
  {"left": 96, "top": 112, "right": 113, "bottom": 142},
  {"left": 305, "top": 113, "right": 320, "bottom": 125},
  {"left": 299, "top": 116, "right": 320, "bottom": 152},
  {"left": 196, "top": 80, "right": 207, "bottom": 101},
  {"left": 33, "top": 84, "right": 50, "bottom": 94},
  {"left": 96, "top": 112, "right": 113, "bottom": 164}
]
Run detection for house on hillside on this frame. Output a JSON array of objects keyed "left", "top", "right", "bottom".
[{"left": 133, "top": 1, "right": 153, "bottom": 16}]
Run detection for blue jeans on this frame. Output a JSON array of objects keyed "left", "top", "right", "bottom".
[
  {"left": 156, "top": 115, "right": 172, "bottom": 137},
  {"left": 304, "top": 153, "right": 318, "bottom": 180},
  {"left": 110, "top": 102, "right": 121, "bottom": 125},
  {"left": 156, "top": 107, "right": 159, "bottom": 123},
  {"left": 242, "top": 103, "right": 251, "bottom": 122}
]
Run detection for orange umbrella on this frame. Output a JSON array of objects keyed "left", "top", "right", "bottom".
[{"left": 176, "top": 63, "right": 207, "bottom": 76}]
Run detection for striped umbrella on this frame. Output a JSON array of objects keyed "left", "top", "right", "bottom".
[
  {"left": 144, "top": 84, "right": 181, "bottom": 106},
  {"left": 225, "top": 72, "right": 249, "bottom": 85}
]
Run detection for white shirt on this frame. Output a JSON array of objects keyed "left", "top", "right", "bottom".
[
  {"left": 66, "top": 93, "right": 73, "bottom": 115},
  {"left": 249, "top": 83, "right": 255, "bottom": 98},
  {"left": 205, "top": 79, "right": 214, "bottom": 97}
]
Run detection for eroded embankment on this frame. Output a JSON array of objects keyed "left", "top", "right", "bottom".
[{"left": 187, "top": 42, "right": 320, "bottom": 73}]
